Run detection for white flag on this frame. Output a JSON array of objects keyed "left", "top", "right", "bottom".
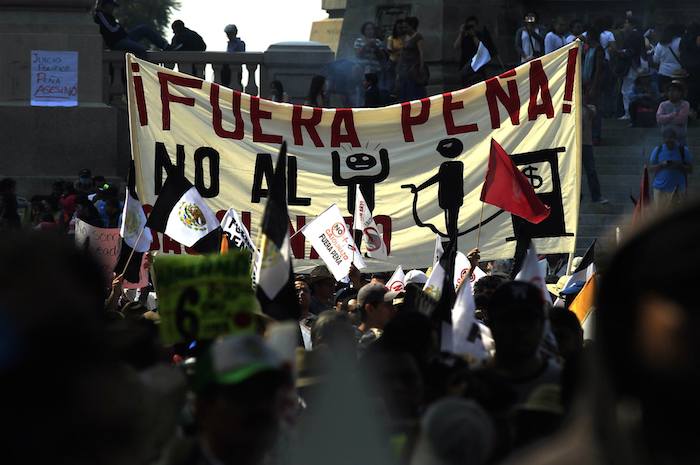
[
  {"left": 221, "top": 208, "right": 256, "bottom": 253},
  {"left": 120, "top": 190, "right": 152, "bottom": 253},
  {"left": 515, "top": 242, "right": 552, "bottom": 304},
  {"left": 302, "top": 204, "right": 366, "bottom": 281},
  {"left": 471, "top": 40, "right": 492, "bottom": 72},
  {"left": 515, "top": 241, "right": 559, "bottom": 355},
  {"left": 432, "top": 235, "right": 444, "bottom": 265},
  {"left": 452, "top": 278, "right": 489, "bottom": 364},
  {"left": 469, "top": 266, "right": 487, "bottom": 289},
  {"left": 453, "top": 252, "right": 470, "bottom": 289},
  {"left": 386, "top": 265, "right": 405, "bottom": 292},
  {"left": 423, "top": 257, "right": 445, "bottom": 301},
  {"left": 353, "top": 185, "right": 388, "bottom": 259}
]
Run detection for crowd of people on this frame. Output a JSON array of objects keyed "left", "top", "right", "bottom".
[
  {"left": 0, "top": 169, "right": 125, "bottom": 233},
  {"left": 3, "top": 190, "right": 700, "bottom": 464},
  {"left": 505, "top": 11, "right": 700, "bottom": 138},
  {"left": 2, "top": 6, "right": 695, "bottom": 463}
]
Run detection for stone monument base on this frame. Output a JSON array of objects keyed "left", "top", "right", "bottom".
[{"left": 0, "top": 104, "right": 121, "bottom": 196}]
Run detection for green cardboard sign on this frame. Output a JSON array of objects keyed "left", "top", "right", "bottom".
[{"left": 153, "top": 252, "right": 258, "bottom": 344}]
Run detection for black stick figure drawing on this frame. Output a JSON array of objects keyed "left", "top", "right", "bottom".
[
  {"left": 331, "top": 148, "right": 390, "bottom": 213},
  {"left": 401, "top": 138, "right": 464, "bottom": 242}
]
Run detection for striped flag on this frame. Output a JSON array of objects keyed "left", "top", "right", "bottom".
[
  {"left": 253, "top": 142, "right": 301, "bottom": 321},
  {"left": 145, "top": 171, "right": 222, "bottom": 254},
  {"left": 115, "top": 163, "right": 152, "bottom": 282}
]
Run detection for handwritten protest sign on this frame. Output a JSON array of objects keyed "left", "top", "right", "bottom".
[
  {"left": 30, "top": 50, "right": 78, "bottom": 107},
  {"left": 152, "top": 251, "right": 258, "bottom": 344},
  {"left": 74, "top": 218, "right": 120, "bottom": 285}
]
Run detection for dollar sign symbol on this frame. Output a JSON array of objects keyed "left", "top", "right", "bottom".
[{"left": 521, "top": 165, "right": 543, "bottom": 189}]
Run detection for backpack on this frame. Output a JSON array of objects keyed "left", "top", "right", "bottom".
[
  {"left": 611, "top": 52, "right": 631, "bottom": 77},
  {"left": 653, "top": 144, "right": 688, "bottom": 185},
  {"left": 654, "top": 144, "right": 686, "bottom": 163}
]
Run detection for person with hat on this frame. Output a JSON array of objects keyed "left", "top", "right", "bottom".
[
  {"left": 161, "top": 334, "right": 291, "bottom": 465},
  {"left": 356, "top": 283, "right": 400, "bottom": 351},
  {"left": 656, "top": 79, "right": 690, "bottom": 146},
  {"left": 308, "top": 265, "right": 336, "bottom": 315},
  {"left": 649, "top": 127, "right": 693, "bottom": 208},
  {"left": 93, "top": 0, "right": 169, "bottom": 58},
  {"left": 514, "top": 12, "right": 544, "bottom": 63}
]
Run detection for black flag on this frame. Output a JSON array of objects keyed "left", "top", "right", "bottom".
[{"left": 254, "top": 142, "right": 301, "bottom": 321}]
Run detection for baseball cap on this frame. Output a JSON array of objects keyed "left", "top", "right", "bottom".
[
  {"left": 357, "top": 283, "right": 399, "bottom": 307},
  {"left": 309, "top": 265, "right": 334, "bottom": 284},
  {"left": 405, "top": 269, "right": 428, "bottom": 286},
  {"left": 194, "top": 334, "right": 282, "bottom": 392},
  {"left": 224, "top": 24, "right": 238, "bottom": 33}
]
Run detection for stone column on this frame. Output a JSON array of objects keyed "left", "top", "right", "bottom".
[
  {"left": 262, "top": 42, "right": 335, "bottom": 104},
  {"left": 0, "top": 0, "right": 120, "bottom": 197}
]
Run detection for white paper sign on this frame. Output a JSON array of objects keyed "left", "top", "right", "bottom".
[
  {"left": 30, "top": 50, "right": 78, "bottom": 107},
  {"left": 74, "top": 218, "right": 120, "bottom": 285},
  {"left": 302, "top": 204, "right": 366, "bottom": 280}
]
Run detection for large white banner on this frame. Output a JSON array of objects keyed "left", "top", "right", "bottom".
[{"left": 126, "top": 42, "right": 581, "bottom": 271}]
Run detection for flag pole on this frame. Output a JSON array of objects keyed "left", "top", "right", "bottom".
[
  {"left": 475, "top": 201, "right": 485, "bottom": 250},
  {"left": 121, "top": 226, "right": 146, "bottom": 276}
]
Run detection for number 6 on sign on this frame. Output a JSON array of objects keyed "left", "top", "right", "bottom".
[
  {"left": 153, "top": 252, "right": 258, "bottom": 345},
  {"left": 175, "top": 287, "right": 200, "bottom": 340}
]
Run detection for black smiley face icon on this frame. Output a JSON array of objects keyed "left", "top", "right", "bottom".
[{"left": 346, "top": 153, "right": 377, "bottom": 171}]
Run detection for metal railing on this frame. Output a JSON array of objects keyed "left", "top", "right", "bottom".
[{"left": 102, "top": 51, "right": 265, "bottom": 104}]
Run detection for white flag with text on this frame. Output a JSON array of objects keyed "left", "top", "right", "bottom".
[{"left": 302, "top": 204, "right": 366, "bottom": 281}]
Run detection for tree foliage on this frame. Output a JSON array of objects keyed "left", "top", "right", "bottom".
[{"left": 115, "top": 0, "right": 181, "bottom": 37}]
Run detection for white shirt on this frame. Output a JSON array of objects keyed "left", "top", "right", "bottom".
[
  {"left": 653, "top": 37, "right": 683, "bottom": 77},
  {"left": 600, "top": 30, "right": 616, "bottom": 60},
  {"left": 544, "top": 32, "right": 566, "bottom": 54},
  {"left": 565, "top": 31, "right": 587, "bottom": 43},
  {"left": 520, "top": 28, "right": 542, "bottom": 62}
]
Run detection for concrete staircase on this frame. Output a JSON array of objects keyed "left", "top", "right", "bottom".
[{"left": 576, "top": 119, "right": 700, "bottom": 255}]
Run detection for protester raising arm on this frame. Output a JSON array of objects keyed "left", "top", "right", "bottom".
[
  {"left": 104, "top": 273, "right": 124, "bottom": 312},
  {"left": 466, "top": 248, "right": 480, "bottom": 280}
]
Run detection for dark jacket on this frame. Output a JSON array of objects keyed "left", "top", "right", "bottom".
[
  {"left": 171, "top": 28, "right": 207, "bottom": 51},
  {"left": 93, "top": 9, "right": 127, "bottom": 47},
  {"left": 460, "top": 27, "right": 498, "bottom": 69}
]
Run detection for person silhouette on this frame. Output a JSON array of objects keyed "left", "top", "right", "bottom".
[{"left": 402, "top": 138, "right": 464, "bottom": 242}]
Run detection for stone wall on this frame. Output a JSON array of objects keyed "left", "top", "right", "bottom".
[{"left": 0, "top": 0, "right": 120, "bottom": 197}]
